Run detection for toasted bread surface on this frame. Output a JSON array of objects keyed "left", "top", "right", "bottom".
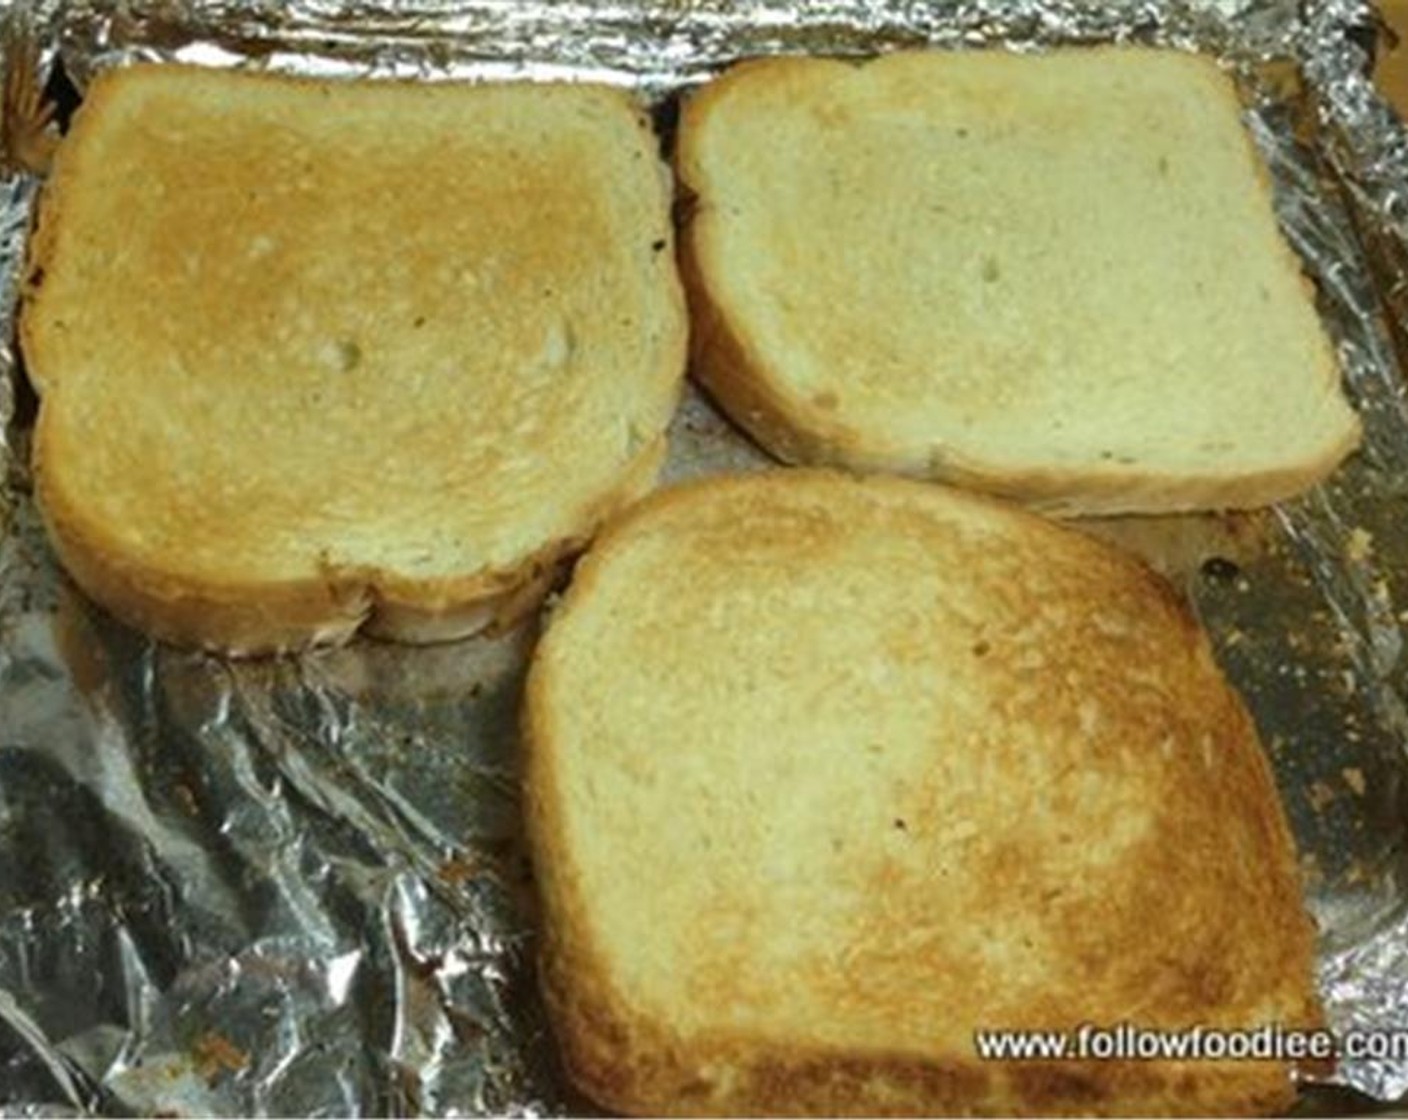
[
  {"left": 22, "top": 64, "right": 686, "bottom": 653},
  {"left": 525, "top": 470, "right": 1321, "bottom": 1116},
  {"left": 676, "top": 48, "right": 1360, "bottom": 515}
]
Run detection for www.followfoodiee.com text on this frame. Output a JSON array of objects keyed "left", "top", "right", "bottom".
[{"left": 973, "top": 1022, "right": 1408, "bottom": 1063}]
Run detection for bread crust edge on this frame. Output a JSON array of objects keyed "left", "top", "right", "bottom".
[{"left": 32, "top": 421, "right": 669, "bottom": 656}]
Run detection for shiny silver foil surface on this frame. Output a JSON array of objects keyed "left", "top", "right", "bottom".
[{"left": 2, "top": 0, "right": 1408, "bottom": 1113}]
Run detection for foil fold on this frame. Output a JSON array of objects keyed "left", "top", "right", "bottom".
[{"left": 4, "top": 0, "right": 1408, "bottom": 1113}]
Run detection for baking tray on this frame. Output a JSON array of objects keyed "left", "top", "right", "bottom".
[{"left": 1, "top": 0, "right": 1407, "bottom": 1113}]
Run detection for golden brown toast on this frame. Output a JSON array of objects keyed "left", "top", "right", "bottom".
[
  {"left": 676, "top": 48, "right": 1360, "bottom": 515},
  {"left": 21, "top": 64, "right": 686, "bottom": 653},
  {"left": 525, "top": 470, "right": 1322, "bottom": 1116}
]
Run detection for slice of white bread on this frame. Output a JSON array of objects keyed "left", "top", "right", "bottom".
[
  {"left": 676, "top": 48, "right": 1360, "bottom": 515},
  {"left": 524, "top": 470, "right": 1322, "bottom": 1116},
  {"left": 20, "top": 64, "right": 686, "bottom": 654}
]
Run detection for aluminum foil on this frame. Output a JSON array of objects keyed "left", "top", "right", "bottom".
[{"left": 3, "top": 0, "right": 1408, "bottom": 1113}]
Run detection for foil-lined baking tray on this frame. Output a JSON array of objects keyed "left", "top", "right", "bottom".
[{"left": 2, "top": 0, "right": 1407, "bottom": 1113}]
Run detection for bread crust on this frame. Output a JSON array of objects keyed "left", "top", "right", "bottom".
[
  {"left": 34, "top": 424, "right": 667, "bottom": 655},
  {"left": 524, "top": 470, "right": 1323, "bottom": 1116},
  {"left": 21, "top": 66, "right": 687, "bottom": 654},
  {"left": 675, "top": 50, "right": 1361, "bottom": 516}
]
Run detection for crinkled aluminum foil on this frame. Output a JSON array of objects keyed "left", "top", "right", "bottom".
[{"left": 3, "top": 0, "right": 1408, "bottom": 1113}]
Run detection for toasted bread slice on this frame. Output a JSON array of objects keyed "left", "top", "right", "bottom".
[
  {"left": 676, "top": 48, "right": 1360, "bottom": 515},
  {"left": 21, "top": 64, "right": 686, "bottom": 653},
  {"left": 525, "top": 470, "right": 1321, "bottom": 1116}
]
